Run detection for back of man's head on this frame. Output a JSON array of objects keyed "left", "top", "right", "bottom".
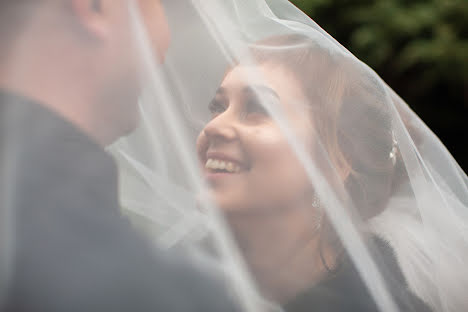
[
  {"left": 0, "top": 1, "right": 38, "bottom": 45},
  {"left": 0, "top": 0, "right": 170, "bottom": 145},
  {"left": 0, "top": 1, "right": 68, "bottom": 76}
]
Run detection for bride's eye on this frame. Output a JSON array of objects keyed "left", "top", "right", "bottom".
[
  {"left": 242, "top": 95, "right": 270, "bottom": 120},
  {"left": 208, "top": 98, "right": 227, "bottom": 117},
  {"left": 246, "top": 98, "right": 268, "bottom": 114}
]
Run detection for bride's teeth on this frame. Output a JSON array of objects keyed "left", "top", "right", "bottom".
[
  {"left": 205, "top": 158, "right": 213, "bottom": 168},
  {"left": 219, "top": 161, "right": 226, "bottom": 170},
  {"left": 205, "top": 158, "right": 241, "bottom": 172}
]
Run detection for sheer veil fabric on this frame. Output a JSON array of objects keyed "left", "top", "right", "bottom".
[
  {"left": 108, "top": 0, "right": 468, "bottom": 311},
  {"left": 1, "top": 1, "right": 465, "bottom": 312},
  {"left": 111, "top": 1, "right": 468, "bottom": 311}
]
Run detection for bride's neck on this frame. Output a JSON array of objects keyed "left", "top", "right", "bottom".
[{"left": 226, "top": 205, "right": 336, "bottom": 303}]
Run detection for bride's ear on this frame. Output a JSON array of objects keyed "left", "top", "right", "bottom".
[{"left": 70, "top": 0, "right": 111, "bottom": 40}]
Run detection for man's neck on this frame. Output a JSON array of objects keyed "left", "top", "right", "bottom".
[
  {"left": 0, "top": 81, "right": 104, "bottom": 147},
  {"left": 0, "top": 7, "right": 113, "bottom": 147},
  {"left": 0, "top": 51, "right": 108, "bottom": 147}
]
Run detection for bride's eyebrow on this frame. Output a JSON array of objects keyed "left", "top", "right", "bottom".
[{"left": 244, "top": 85, "right": 280, "bottom": 100}]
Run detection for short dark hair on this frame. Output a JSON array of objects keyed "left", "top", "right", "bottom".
[
  {"left": 0, "top": 1, "right": 42, "bottom": 33},
  {"left": 0, "top": 1, "right": 42, "bottom": 58}
]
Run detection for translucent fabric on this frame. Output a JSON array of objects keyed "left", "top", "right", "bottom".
[
  {"left": 112, "top": 1, "right": 468, "bottom": 311},
  {"left": 1, "top": 1, "right": 467, "bottom": 312}
]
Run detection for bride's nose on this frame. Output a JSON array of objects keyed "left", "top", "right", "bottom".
[{"left": 202, "top": 111, "right": 237, "bottom": 143}]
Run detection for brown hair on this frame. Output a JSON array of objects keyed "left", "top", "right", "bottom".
[{"left": 248, "top": 35, "right": 401, "bottom": 255}]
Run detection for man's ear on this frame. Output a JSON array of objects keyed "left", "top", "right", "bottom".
[{"left": 70, "top": 0, "right": 109, "bottom": 40}]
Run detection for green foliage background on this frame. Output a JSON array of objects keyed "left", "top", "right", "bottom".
[{"left": 291, "top": 0, "right": 468, "bottom": 171}]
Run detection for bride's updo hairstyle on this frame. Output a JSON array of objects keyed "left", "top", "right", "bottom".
[{"left": 248, "top": 34, "right": 404, "bottom": 241}]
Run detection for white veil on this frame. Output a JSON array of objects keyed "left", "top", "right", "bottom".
[
  {"left": 1, "top": 1, "right": 465, "bottom": 311},
  {"left": 112, "top": 1, "right": 468, "bottom": 311}
]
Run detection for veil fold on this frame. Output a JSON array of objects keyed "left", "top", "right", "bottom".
[
  {"left": 1, "top": 1, "right": 464, "bottom": 311},
  {"left": 112, "top": 1, "right": 467, "bottom": 311}
]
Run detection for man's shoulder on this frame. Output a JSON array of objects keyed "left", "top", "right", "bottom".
[
  {"left": 7, "top": 204, "right": 238, "bottom": 312},
  {"left": 1, "top": 90, "right": 238, "bottom": 312}
]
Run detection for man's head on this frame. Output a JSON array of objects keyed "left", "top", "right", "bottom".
[{"left": 0, "top": 0, "right": 170, "bottom": 145}]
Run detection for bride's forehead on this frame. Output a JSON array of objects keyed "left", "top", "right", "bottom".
[
  {"left": 221, "top": 64, "right": 303, "bottom": 96},
  {"left": 221, "top": 65, "right": 268, "bottom": 85}
]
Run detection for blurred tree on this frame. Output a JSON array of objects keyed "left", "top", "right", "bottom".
[{"left": 291, "top": 0, "right": 468, "bottom": 171}]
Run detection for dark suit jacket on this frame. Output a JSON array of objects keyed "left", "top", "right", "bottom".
[
  {"left": 284, "top": 237, "right": 432, "bottom": 312},
  {"left": 0, "top": 90, "right": 237, "bottom": 312}
]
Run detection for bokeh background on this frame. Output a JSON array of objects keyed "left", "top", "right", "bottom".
[{"left": 291, "top": 0, "right": 467, "bottom": 172}]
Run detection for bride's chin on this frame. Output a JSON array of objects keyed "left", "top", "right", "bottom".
[
  {"left": 195, "top": 185, "right": 252, "bottom": 214},
  {"left": 195, "top": 190, "right": 232, "bottom": 211},
  {"left": 211, "top": 196, "right": 247, "bottom": 214}
]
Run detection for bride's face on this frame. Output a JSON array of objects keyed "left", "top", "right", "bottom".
[{"left": 196, "top": 64, "right": 315, "bottom": 213}]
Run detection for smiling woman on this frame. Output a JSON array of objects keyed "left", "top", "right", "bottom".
[
  {"left": 195, "top": 35, "right": 432, "bottom": 311},
  {"left": 197, "top": 62, "right": 314, "bottom": 215},
  {"left": 111, "top": 1, "right": 468, "bottom": 312}
]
